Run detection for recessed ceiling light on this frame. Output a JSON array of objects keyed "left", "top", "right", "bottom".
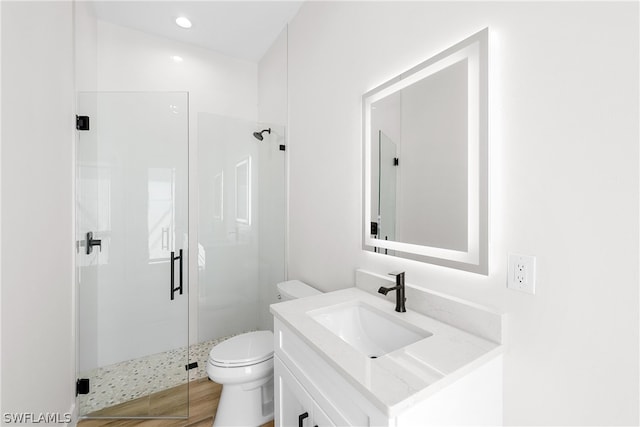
[
  {"left": 171, "top": 55, "right": 183, "bottom": 62},
  {"left": 175, "top": 16, "right": 192, "bottom": 29}
]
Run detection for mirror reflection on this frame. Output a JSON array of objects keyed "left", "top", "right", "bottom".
[{"left": 371, "top": 58, "right": 468, "bottom": 250}]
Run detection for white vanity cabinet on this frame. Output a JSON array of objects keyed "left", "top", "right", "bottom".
[
  {"left": 275, "top": 356, "right": 335, "bottom": 427},
  {"left": 274, "top": 319, "right": 385, "bottom": 427},
  {"left": 274, "top": 318, "right": 503, "bottom": 427},
  {"left": 271, "top": 282, "right": 505, "bottom": 427}
]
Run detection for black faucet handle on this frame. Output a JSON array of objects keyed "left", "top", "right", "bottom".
[{"left": 388, "top": 271, "right": 405, "bottom": 285}]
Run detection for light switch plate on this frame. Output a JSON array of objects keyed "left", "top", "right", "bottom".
[{"left": 507, "top": 253, "right": 536, "bottom": 294}]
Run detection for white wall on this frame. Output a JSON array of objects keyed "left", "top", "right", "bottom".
[
  {"left": 96, "top": 20, "right": 257, "bottom": 120},
  {"left": 75, "top": 1, "right": 97, "bottom": 93},
  {"left": 258, "top": 28, "right": 288, "bottom": 127},
  {"left": 287, "top": 2, "right": 639, "bottom": 425},
  {"left": 1, "top": 0, "right": 75, "bottom": 417}
]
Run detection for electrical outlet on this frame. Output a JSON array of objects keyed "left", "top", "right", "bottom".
[{"left": 507, "top": 253, "right": 536, "bottom": 294}]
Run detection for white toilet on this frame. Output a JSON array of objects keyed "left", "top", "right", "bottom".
[{"left": 207, "top": 280, "right": 321, "bottom": 427}]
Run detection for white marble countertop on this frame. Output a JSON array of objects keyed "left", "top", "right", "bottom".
[{"left": 271, "top": 287, "right": 504, "bottom": 417}]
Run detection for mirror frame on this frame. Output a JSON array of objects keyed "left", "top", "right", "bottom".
[{"left": 362, "top": 28, "right": 488, "bottom": 275}]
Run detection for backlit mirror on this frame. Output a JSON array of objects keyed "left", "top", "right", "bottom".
[{"left": 363, "top": 28, "right": 488, "bottom": 274}]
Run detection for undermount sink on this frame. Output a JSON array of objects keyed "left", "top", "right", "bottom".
[{"left": 309, "top": 302, "right": 432, "bottom": 358}]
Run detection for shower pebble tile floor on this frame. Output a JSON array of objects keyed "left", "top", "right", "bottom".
[{"left": 79, "top": 332, "right": 250, "bottom": 414}]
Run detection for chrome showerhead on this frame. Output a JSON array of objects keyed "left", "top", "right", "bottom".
[{"left": 253, "top": 128, "right": 271, "bottom": 141}]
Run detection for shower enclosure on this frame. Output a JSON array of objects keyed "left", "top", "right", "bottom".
[{"left": 76, "top": 94, "right": 286, "bottom": 418}]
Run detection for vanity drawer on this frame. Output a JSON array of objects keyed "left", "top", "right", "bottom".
[{"left": 275, "top": 319, "right": 389, "bottom": 427}]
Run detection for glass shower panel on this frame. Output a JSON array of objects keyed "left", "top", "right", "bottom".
[
  {"left": 197, "top": 114, "right": 286, "bottom": 343},
  {"left": 76, "top": 92, "right": 189, "bottom": 418},
  {"left": 255, "top": 123, "right": 287, "bottom": 331}
]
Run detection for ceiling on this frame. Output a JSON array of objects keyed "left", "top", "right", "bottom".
[{"left": 91, "top": 1, "right": 304, "bottom": 62}]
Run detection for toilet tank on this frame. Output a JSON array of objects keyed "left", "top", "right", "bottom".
[{"left": 277, "top": 280, "right": 321, "bottom": 301}]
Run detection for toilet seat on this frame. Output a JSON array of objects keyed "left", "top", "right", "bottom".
[{"left": 208, "top": 330, "right": 273, "bottom": 367}]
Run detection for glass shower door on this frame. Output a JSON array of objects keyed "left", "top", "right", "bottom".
[{"left": 76, "top": 92, "right": 189, "bottom": 418}]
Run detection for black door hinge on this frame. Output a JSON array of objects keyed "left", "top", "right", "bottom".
[
  {"left": 370, "top": 221, "right": 378, "bottom": 236},
  {"left": 393, "top": 157, "right": 399, "bottom": 166},
  {"left": 185, "top": 361, "right": 198, "bottom": 371},
  {"left": 76, "top": 378, "right": 90, "bottom": 395},
  {"left": 76, "top": 115, "right": 90, "bottom": 131},
  {"left": 279, "top": 144, "right": 286, "bottom": 151}
]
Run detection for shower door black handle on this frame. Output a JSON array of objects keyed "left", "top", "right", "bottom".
[
  {"left": 86, "top": 232, "right": 102, "bottom": 255},
  {"left": 170, "top": 249, "right": 183, "bottom": 300}
]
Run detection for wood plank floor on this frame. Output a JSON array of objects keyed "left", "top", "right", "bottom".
[{"left": 78, "top": 378, "right": 274, "bottom": 427}]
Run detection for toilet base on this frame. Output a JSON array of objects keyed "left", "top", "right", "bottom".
[{"left": 213, "top": 377, "right": 274, "bottom": 427}]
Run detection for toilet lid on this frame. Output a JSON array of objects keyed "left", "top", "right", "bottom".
[
  {"left": 277, "top": 280, "right": 321, "bottom": 300},
  {"left": 209, "top": 330, "right": 274, "bottom": 366}
]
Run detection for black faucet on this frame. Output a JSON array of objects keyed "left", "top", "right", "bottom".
[{"left": 378, "top": 271, "right": 406, "bottom": 312}]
